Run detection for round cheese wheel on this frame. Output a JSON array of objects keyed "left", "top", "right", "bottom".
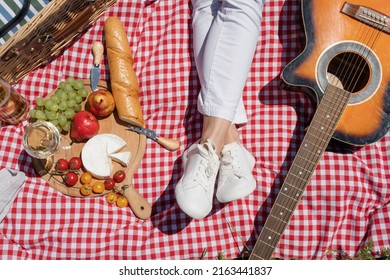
[{"left": 81, "top": 134, "right": 128, "bottom": 178}]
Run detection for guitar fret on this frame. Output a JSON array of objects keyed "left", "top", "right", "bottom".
[
  {"left": 308, "top": 124, "right": 334, "bottom": 139},
  {"left": 288, "top": 160, "right": 318, "bottom": 181},
  {"left": 269, "top": 204, "right": 294, "bottom": 225},
  {"left": 279, "top": 192, "right": 298, "bottom": 204},
  {"left": 322, "top": 95, "right": 349, "bottom": 110},
  {"left": 249, "top": 252, "right": 265, "bottom": 260},
  {"left": 300, "top": 143, "right": 326, "bottom": 159},
  {"left": 274, "top": 201, "right": 294, "bottom": 214},
  {"left": 263, "top": 225, "right": 282, "bottom": 236},
  {"left": 319, "top": 101, "right": 342, "bottom": 117},
  {"left": 284, "top": 182, "right": 305, "bottom": 196},
  {"left": 306, "top": 123, "right": 334, "bottom": 141},
  {"left": 298, "top": 138, "right": 327, "bottom": 157},
  {"left": 259, "top": 227, "right": 281, "bottom": 248},
  {"left": 295, "top": 153, "right": 318, "bottom": 165},
  {"left": 324, "top": 85, "right": 350, "bottom": 103},
  {"left": 258, "top": 239, "right": 276, "bottom": 251},
  {"left": 288, "top": 168, "right": 309, "bottom": 179},
  {"left": 269, "top": 213, "right": 289, "bottom": 225},
  {"left": 283, "top": 180, "right": 305, "bottom": 192},
  {"left": 249, "top": 239, "right": 275, "bottom": 260},
  {"left": 312, "top": 116, "right": 336, "bottom": 129},
  {"left": 310, "top": 118, "right": 336, "bottom": 131}
]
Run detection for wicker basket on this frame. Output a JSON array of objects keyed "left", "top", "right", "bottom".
[{"left": 0, "top": 0, "right": 117, "bottom": 84}]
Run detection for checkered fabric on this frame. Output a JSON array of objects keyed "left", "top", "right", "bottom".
[{"left": 1, "top": 0, "right": 390, "bottom": 260}]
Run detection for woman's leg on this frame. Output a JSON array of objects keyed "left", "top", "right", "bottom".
[
  {"left": 193, "top": 0, "right": 264, "bottom": 152},
  {"left": 175, "top": 0, "right": 265, "bottom": 219}
]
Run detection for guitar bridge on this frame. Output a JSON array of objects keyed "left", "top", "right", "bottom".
[{"left": 341, "top": 2, "right": 390, "bottom": 34}]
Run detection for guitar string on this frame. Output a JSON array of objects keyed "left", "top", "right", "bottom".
[
  {"left": 254, "top": 11, "right": 386, "bottom": 260},
  {"left": 347, "top": 23, "right": 384, "bottom": 96}
]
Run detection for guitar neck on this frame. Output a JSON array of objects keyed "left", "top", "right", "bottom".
[{"left": 249, "top": 84, "right": 351, "bottom": 260}]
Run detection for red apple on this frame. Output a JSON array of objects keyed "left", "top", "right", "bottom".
[
  {"left": 70, "top": 110, "right": 100, "bottom": 142},
  {"left": 86, "top": 89, "right": 115, "bottom": 117}
]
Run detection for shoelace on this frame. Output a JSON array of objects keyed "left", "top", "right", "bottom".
[
  {"left": 220, "top": 149, "right": 242, "bottom": 179},
  {"left": 194, "top": 152, "right": 219, "bottom": 192}
]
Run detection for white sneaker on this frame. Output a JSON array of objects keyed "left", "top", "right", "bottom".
[
  {"left": 216, "top": 141, "right": 256, "bottom": 203},
  {"left": 175, "top": 139, "right": 220, "bottom": 219}
]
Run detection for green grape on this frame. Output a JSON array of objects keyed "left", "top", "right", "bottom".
[
  {"left": 36, "top": 97, "right": 45, "bottom": 107},
  {"left": 74, "top": 79, "right": 84, "bottom": 90},
  {"left": 35, "top": 110, "right": 46, "bottom": 120},
  {"left": 74, "top": 104, "right": 82, "bottom": 112},
  {"left": 67, "top": 90, "right": 77, "bottom": 100},
  {"left": 50, "top": 95, "right": 60, "bottom": 104},
  {"left": 67, "top": 99, "right": 76, "bottom": 108},
  {"left": 64, "top": 108, "right": 75, "bottom": 119},
  {"left": 29, "top": 110, "right": 36, "bottom": 118},
  {"left": 50, "top": 119, "right": 59, "bottom": 127},
  {"left": 75, "top": 95, "right": 83, "bottom": 104},
  {"left": 51, "top": 112, "right": 58, "bottom": 121},
  {"left": 50, "top": 103, "right": 59, "bottom": 112},
  {"left": 44, "top": 99, "right": 54, "bottom": 111},
  {"left": 77, "top": 88, "right": 88, "bottom": 98},
  {"left": 66, "top": 77, "right": 75, "bottom": 85},
  {"left": 44, "top": 110, "right": 53, "bottom": 120},
  {"left": 63, "top": 83, "right": 73, "bottom": 92},
  {"left": 62, "top": 121, "right": 71, "bottom": 132},
  {"left": 58, "top": 101, "right": 68, "bottom": 111},
  {"left": 58, "top": 115, "right": 67, "bottom": 127},
  {"left": 59, "top": 81, "right": 67, "bottom": 90},
  {"left": 57, "top": 90, "right": 68, "bottom": 101}
]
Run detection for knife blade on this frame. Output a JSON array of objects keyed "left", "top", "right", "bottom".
[
  {"left": 90, "top": 41, "right": 104, "bottom": 91},
  {"left": 127, "top": 125, "right": 180, "bottom": 151}
]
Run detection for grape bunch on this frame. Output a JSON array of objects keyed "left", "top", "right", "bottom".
[{"left": 29, "top": 77, "right": 88, "bottom": 132}]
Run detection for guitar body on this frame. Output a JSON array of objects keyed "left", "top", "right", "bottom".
[{"left": 281, "top": 0, "right": 390, "bottom": 145}]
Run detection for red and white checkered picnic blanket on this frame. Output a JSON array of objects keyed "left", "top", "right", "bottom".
[{"left": 1, "top": 0, "right": 390, "bottom": 260}]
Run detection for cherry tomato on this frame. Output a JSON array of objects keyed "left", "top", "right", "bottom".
[
  {"left": 80, "top": 172, "right": 92, "bottom": 184},
  {"left": 105, "top": 192, "right": 117, "bottom": 204},
  {"left": 116, "top": 196, "right": 128, "bottom": 208},
  {"left": 64, "top": 171, "right": 78, "bottom": 186},
  {"left": 69, "top": 157, "right": 83, "bottom": 170},
  {"left": 80, "top": 184, "right": 92, "bottom": 196},
  {"left": 55, "top": 158, "right": 69, "bottom": 171},
  {"left": 113, "top": 170, "right": 126, "bottom": 183},
  {"left": 92, "top": 181, "right": 105, "bottom": 194},
  {"left": 104, "top": 177, "right": 116, "bottom": 190}
]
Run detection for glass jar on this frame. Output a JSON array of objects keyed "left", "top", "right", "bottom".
[
  {"left": 0, "top": 77, "right": 30, "bottom": 125},
  {"left": 23, "top": 121, "right": 61, "bottom": 159}
]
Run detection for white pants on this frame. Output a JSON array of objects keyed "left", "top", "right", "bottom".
[{"left": 192, "top": 0, "right": 265, "bottom": 124}]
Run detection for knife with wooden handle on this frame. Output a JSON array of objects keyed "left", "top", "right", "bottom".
[
  {"left": 123, "top": 183, "right": 151, "bottom": 220},
  {"left": 121, "top": 132, "right": 152, "bottom": 220},
  {"left": 90, "top": 42, "right": 104, "bottom": 91}
]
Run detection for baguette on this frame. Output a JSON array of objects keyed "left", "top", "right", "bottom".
[{"left": 104, "top": 17, "right": 144, "bottom": 127}]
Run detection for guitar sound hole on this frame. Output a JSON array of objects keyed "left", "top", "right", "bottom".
[{"left": 326, "top": 52, "right": 370, "bottom": 93}]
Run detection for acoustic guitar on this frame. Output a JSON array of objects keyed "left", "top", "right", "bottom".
[{"left": 249, "top": 0, "right": 390, "bottom": 260}]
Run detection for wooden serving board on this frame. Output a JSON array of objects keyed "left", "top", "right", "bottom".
[{"left": 32, "top": 81, "right": 147, "bottom": 198}]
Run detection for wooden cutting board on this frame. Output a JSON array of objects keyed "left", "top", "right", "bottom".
[{"left": 32, "top": 80, "right": 151, "bottom": 219}]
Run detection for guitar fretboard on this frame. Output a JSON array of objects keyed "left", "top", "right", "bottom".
[{"left": 249, "top": 84, "right": 352, "bottom": 260}]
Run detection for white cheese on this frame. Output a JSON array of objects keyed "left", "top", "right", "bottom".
[
  {"left": 81, "top": 134, "right": 129, "bottom": 179},
  {"left": 105, "top": 134, "right": 127, "bottom": 154},
  {"left": 109, "top": 151, "right": 131, "bottom": 167}
]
